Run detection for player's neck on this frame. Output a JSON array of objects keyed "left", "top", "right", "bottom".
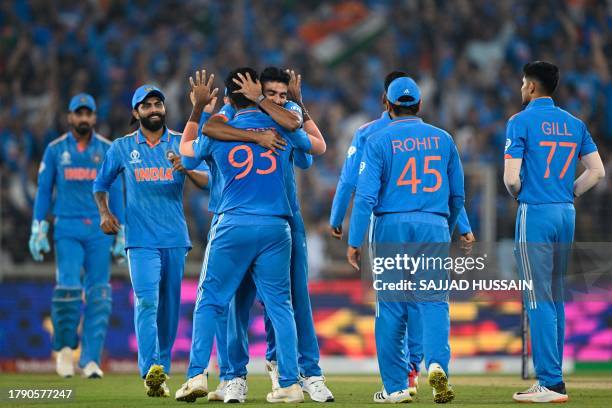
[{"left": 140, "top": 126, "right": 165, "bottom": 142}]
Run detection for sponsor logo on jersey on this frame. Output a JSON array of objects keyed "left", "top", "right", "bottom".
[
  {"left": 359, "top": 161, "right": 366, "bottom": 174},
  {"left": 347, "top": 145, "right": 357, "bottom": 158},
  {"left": 505, "top": 138, "right": 511, "bottom": 152}
]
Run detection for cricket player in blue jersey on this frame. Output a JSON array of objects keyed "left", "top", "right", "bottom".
[
  {"left": 200, "top": 67, "right": 332, "bottom": 403},
  {"left": 504, "top": 61, "right": 605, "bottom": 403},
  {"left": 348, "top": 77, "right": 464, "bottom": 404},
  {"left": 175, "top": 68, "right": 312, "bottom": 404},
  {"left": 330, "top": 71, "right": 474, "bottom": 397},
  {"left": 93, "top": 85, "right": 210, "bottom": 398},
  {"left": 30, "top": 93, "right": 124, "bottom": 379}
]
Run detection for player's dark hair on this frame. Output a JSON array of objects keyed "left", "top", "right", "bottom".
[
  {"left": 384, "top": 71, "right": 408, "bottom": 92},
  {"left": 260, "top": 67, "right": 290, "bottom": 85},
  {"left": 225, "top": 67, "right": 259, "bottom": 109},
  {"left": 523, "top": 61, "right": 559, "bottom": 95},
  {"left": 390, "top": 101, "right": 420, "bottom": 116}
]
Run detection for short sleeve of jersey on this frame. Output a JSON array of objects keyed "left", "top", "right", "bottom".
[
  {"left": 192, "top": 135, "right": 213, "bottom": 161},
  {"left": 504, "top": 116, "right": 527, "bottom": 159},
  {"left": 579, "top": 122, "right": 598, "bottom": 157},
  {"left": 287, "top": 128, "right": 312, "bottom": 152},
  {"left": 213, "top": 103, "right": 236, "bottom": 122},
  {"left": 284, "top": 101, "right": 304, "bottom": 126}
]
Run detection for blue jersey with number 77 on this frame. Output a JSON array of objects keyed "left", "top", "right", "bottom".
[
  {"left": 504, "top": 97, "right": 597, "bottom": 204},
  {"left": 192, "top": 108, "right": 312, "bottom": 217}
]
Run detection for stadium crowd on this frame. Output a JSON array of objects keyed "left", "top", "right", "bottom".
[{"left": 1, "top": 0, "right": 610, "bottom": 268}]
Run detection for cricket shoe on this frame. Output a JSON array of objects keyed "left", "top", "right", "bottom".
[
  {"left": 56, "top": 347, "right": 74, "bottom": 378},
  {"left": 208, "top": 380, "right": 228, "bottom": 401},
  {"left": 144, "top": 365, "right": 169, "bottom": 397},
  {"left": 513, "top": 382, "right": 568, "bottom": 403},
  {"left": 373, "top": 388, "right": 413, "bottom": 403},
  {"left": 224, "top": 377, "right": 248, "bottom": 403},
  {"left": 82, "top": 361, "right": 103, "bottom": 379},
  {"left": 266, "top": 360, "right": 281, "bottom": 390},
  {"left": 427, "top": 363, "right": 455, "bottom": 403},
  {"left": 408, "top": 367, "right": 419, "bottom": 396},
  {"left": 266, "top": 383, "right": 305, "bottom": 403},
  {"left": 176, "top": 373, "right": 208, "bottom": 402},
  {"left": 301, "top": 375, "right": 334, "bottom": 402}
]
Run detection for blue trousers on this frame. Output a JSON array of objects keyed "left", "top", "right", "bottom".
[
  {"left": 126, "top": 246, "right": 187, "bottom": 377},
  {"left": 515, "top": 202, "right": 574, "bottom": 388},
  {"left": 187, "top": 214, "right": 299, "bottom": 388},
  {"left": 373, "top": 212, "right": 451, "bottom": 394},
  {"left": 226, "top": 229, "right": 322, "bottom": 379},
  {"left": 52, "top": 216, "right": 113, "bottom": 368}
]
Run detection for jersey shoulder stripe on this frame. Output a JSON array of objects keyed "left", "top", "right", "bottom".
[
  {"left": 48, "top": 133, "right": 69, "bottom": 147},
  {"left": 94, "top": 133, "right": 112, "bottom": 145}
]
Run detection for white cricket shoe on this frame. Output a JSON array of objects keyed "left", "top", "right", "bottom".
[
  {"left": 266, "top": 383, "right": 304, "bottom": 403},
  {"left": 427, "top": 363, "right": 455, "bottom": 404},
  {"left": 208, "top": 380, "right": 228, "bottom": 401},
  {"left": 408, "top": 367, "right": 418, "bottom": 396},
  {"left": 266, "top": 360, "right": 281, "bottom": 390},
  {"left": 82, "top": 361, "right": 103, "bottom": 379},
  {"left": 224, "top": 377, "right": 248, "bottom": 403},
  {"left": 301, "top": 375, "right": 334, "bottom": 402},
  {"left": 176, "top": 373, "right": 208, "bottom": 402},
  {"left": 373, "top": 388, "right": 412, "bottom": 403},
  {"left": 513, "top": 382, "right": 569, "bottom": 403},
  {"left": 144, "top": 365, "right": 169, "bottom": 397},
  {"left": 56, "top": 347, "right": 74, "bottom": 378}
]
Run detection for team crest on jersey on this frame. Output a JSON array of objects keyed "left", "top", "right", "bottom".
[
  {"left": 129, "top": 149, "right": 142, "bottom": 164},
  {"left": 505, "top": 138, "right": 511, "bottom": 152},
  {"left": 359, "top": 161, "right": 366, "bottom": 174},
  {"left": 347, "top": 146, "right": 357, "bottom": 158},
  {"left": 60, "top": 151, "right": 71, "bottom": 165},
  {"left": 166, "top": 150, "right": 177, "bottom": 161},
  {"left": 92, "top": 154, "right": 101, "bottom": 164}
]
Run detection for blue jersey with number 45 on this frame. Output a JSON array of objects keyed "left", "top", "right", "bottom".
[
  {"left": 348, "top": 117, "right": 464, "bottom": 247},
  {"left": 193, "top": 108, "right": 311, "bottom": 217},
  {"left": 505, "top": 97, "right": 598, "bottom": 204}
]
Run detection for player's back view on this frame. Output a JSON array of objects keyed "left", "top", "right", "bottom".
[
  {"left": 348, "top": 77, "right": 464, "bottom": 404},
  {"left": 504, "top": 61, "right": 605, "bottom": 403},
  {"left": 177, "top": 68, "right": 311, "bottom": 404}
]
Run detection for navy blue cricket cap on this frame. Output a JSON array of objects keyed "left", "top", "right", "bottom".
[
  {"left": 69, "top": 93, "right": 96, "bottom": 112},
  {"left": 131, "top": 85, "right": 165, "bottom": 109},
  {"left": 386, "top": 77, "right": 421, "bottom": 107}
]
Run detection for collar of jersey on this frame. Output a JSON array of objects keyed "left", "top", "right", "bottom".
[
  {"left": 68, "top": 131, "right": 96, "bottom": 149},
  {"left": 136, "top": 127, "right": 170, "bottom": 146},
  {"left": 234, "top": 108, "right": 260, "bottom": 117},
  {"left": 526, "top": 96, "right": 554, "bottom": 110},
  {"left": 389, "top": 116, "right": 423, "bottom": 125}
]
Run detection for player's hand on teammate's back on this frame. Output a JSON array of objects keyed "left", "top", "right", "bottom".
[
  {"left": 100, "top": 211, "right": 121, "bottom": 235},
  {"left": 257, "top": 129, "right": 286, "bottom": 155},
  {"left": 232, "top": 71, "right": 263, "bottom": 102},
  {"left": 111, "top": 225, "right": 126, "bottom": 262},
  {"left": 347, "top": 246, "right": 361, "bottom": 271},
  {"left": 28, "top": 220, "right": 50, "bottom": 261},
  {"left": 330, "top": 225, "right": 343, "bottom": 240},
  {"left": 459, "top": 232, "right": 476, "bottom": 255},
  {"left": 286, "top": 69, "right": 303, "bottom": 104},
  {"left": 189, "top": 69, "right": 218, "bottom": 109}
]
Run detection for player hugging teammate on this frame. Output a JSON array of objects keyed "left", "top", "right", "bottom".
[{"left": 29, "top": 60, "right": 605, "bottom": 404}]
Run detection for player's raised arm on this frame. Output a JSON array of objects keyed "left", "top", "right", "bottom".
[{"left": 180, "top": 69, "right": 218, "bottom": 157}]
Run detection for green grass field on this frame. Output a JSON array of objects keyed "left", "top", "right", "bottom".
[{"left": 1, "top": 373, "right": 610, "bottom": 407}]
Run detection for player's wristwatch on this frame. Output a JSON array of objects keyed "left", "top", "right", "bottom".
[{"left": 256, "top": 94, "right": 266, "bottom": 105}]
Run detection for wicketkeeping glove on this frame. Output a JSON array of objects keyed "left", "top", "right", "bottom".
[
  {"left": 29, "top": 220, "right": 50, "bottom": 262},
  {"left": 111, "top": 225, "right": 126, "bottom": 262}
]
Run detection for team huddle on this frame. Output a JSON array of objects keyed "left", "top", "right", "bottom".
[{"left": 28, "top": 60, "right": 605, "bottom": 404}]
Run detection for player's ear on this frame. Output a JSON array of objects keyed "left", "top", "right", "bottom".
[
  {"left": 381, "top": 92, "right": 386, "bottom": 106},
  {"left": 132, "top": 109, "right": 140, "bottom": 121}
]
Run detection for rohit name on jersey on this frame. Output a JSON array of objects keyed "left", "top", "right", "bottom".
[
  {"left": 64, "top": 167, "right": 97, "bottom": 180},
  {"left": 134, "top": 167, "right": 174, "bottom": 182},
  {"left": 392, "top": 136, "right": 440, "bottom": 154}
]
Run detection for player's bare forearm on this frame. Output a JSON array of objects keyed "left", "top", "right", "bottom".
[
  {"left": 203, "top": 118, "right": 258, "bottom": 143},
  {"left": 94, "top": 191, "right": 111, "bottom": 216},
  {"left": 95, "top": 191, "right": 120, "bottom": 234},
  {"left": 179, "top": 107, "right": 203, "bottom": 157},
  {"left": 304, "top": 119, "right": 326, "bottom": 155},
  {"left": 574, "top": 151, "right": 606, "bottom": 197},
  {"left": 186, "top": 170, "right": 209, "bottom": 189},
  {"left": 259, "top": 98, "right": 301, "bottom": 131},
  {"left": 503, "top": 158, "right": 522, "bottom": 198}
]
